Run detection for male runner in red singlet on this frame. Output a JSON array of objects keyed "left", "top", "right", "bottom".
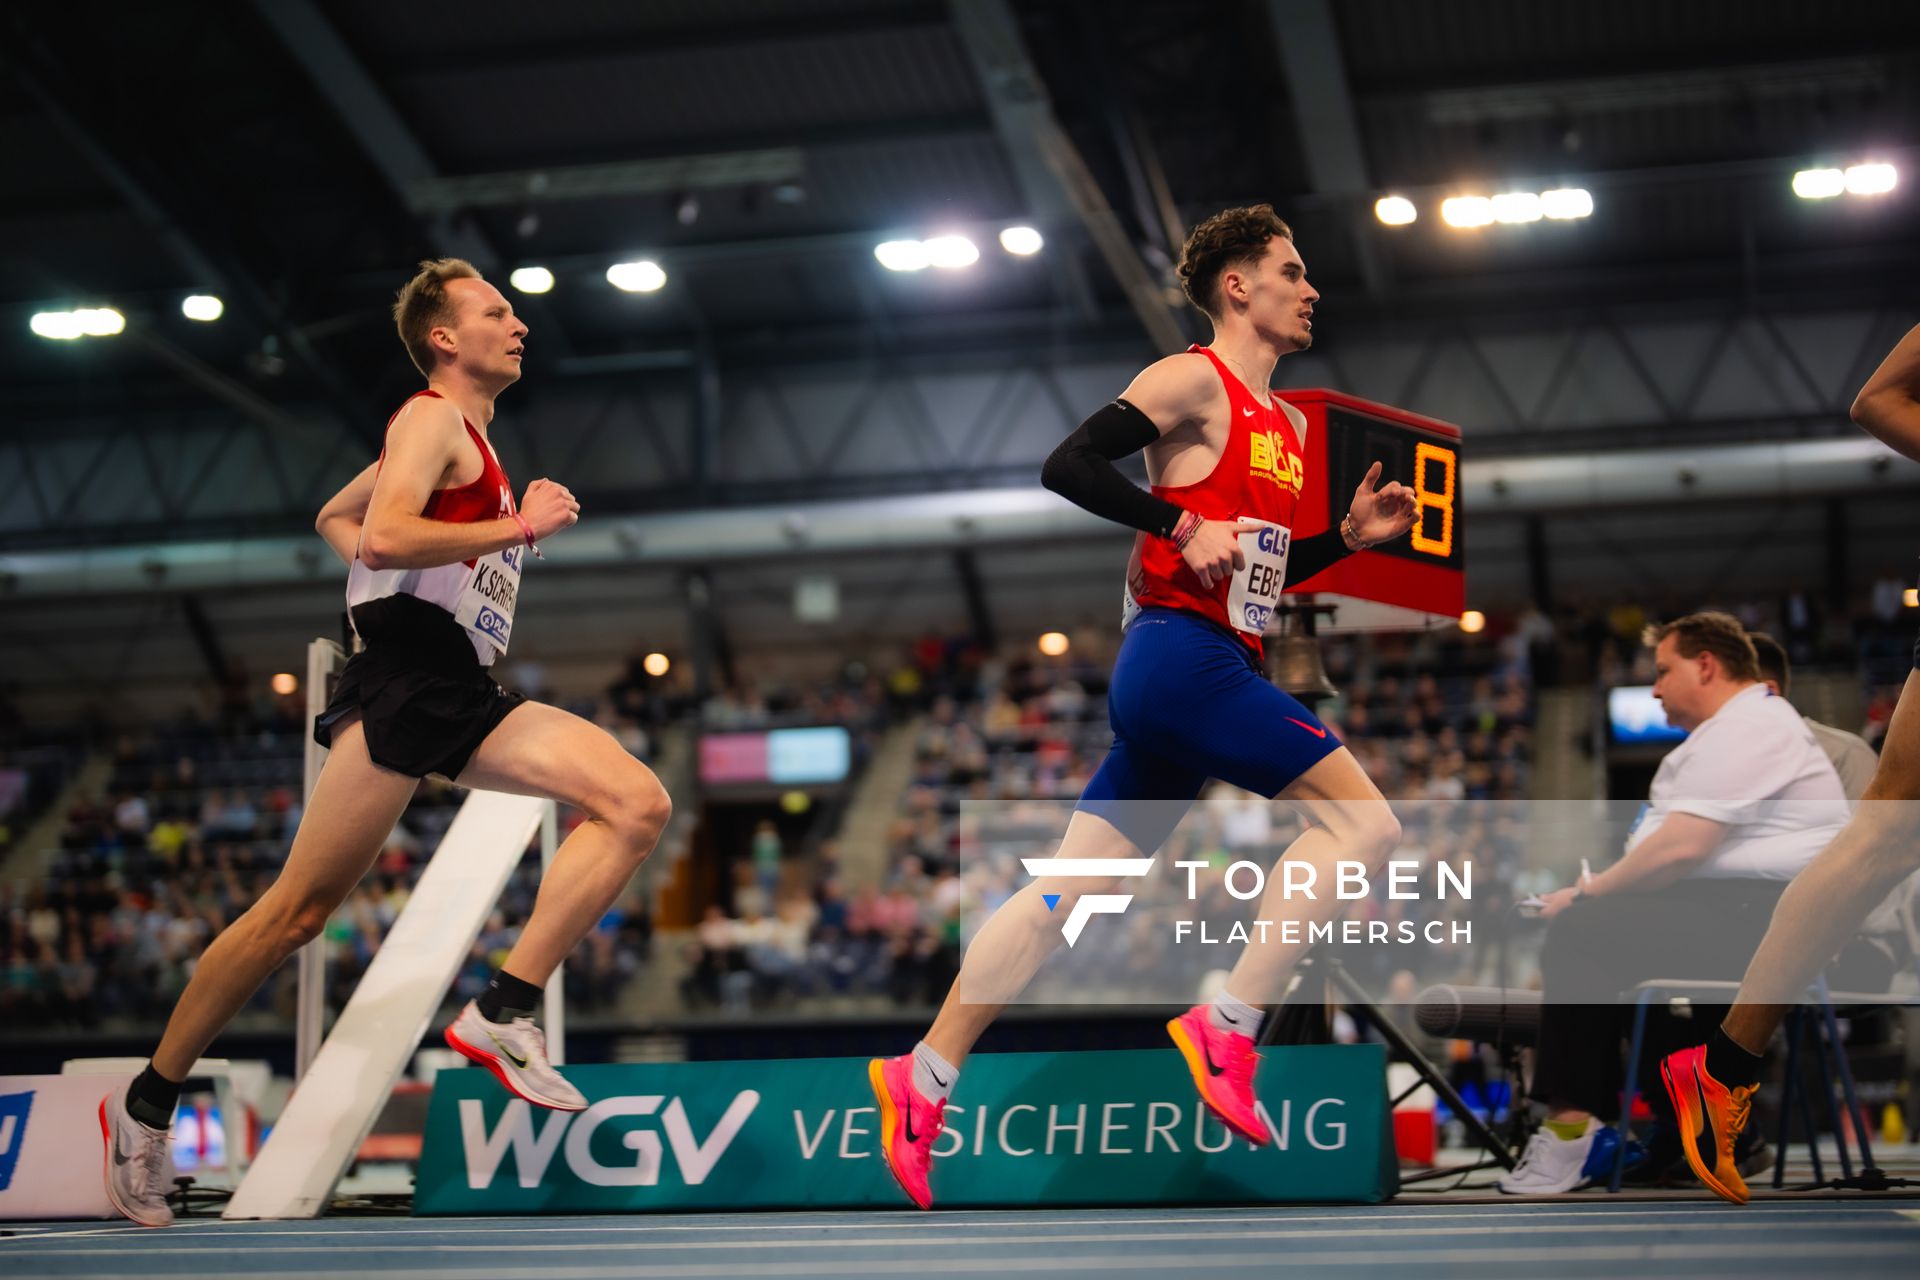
[
  {"left": 868, "top": 206, "right": 1419, "bottom": 1208},
  {"left": 1661, "top": 322, "right": 1920, "bottom": 1204},
  {"left": 99, "top": 259, "right": 673, "bottom": 1226}
]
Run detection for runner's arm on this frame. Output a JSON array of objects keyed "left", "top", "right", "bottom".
[
  {"left": 1283, "top": 530, "right": 1352, "bottom": 587},
  {"left": 1852, "top": 322, "right": 1920, "bottom": 463},
  {"left": 359, "top": 399, "right": 527, "bottom": 570},
  {"left": 315, "top": 461, "right": 379, "bottom": 565},
  {"left": 1288, "top": 448, "right": 1418, "bottom": 587},
  {"left": 1039, "top": 354, "right": 1216, "bottom": 535}
]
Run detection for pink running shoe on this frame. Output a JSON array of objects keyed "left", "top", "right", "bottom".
[
  {"left": 868, "top": 1054, "right": 945, "bottom": 1209},
  {"left": 1167, "top": 1004, "right": 1268, "bottom": 1145}
]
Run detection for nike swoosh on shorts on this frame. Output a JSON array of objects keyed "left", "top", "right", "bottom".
[{"left": 1285, "top": 717, "right": 1328, "bottom": 739}]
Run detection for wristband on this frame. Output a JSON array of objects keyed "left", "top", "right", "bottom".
[
  {"left": 1169, "top": 509, "right": 1203, "bottom": 551},
  {"left": 513, "top": 512, "right": 544, "bottom": 559}
]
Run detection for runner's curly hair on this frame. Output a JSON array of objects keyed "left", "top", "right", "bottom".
[{"left": 1176, "top": 205, "right": 1295, "bottom": 318}]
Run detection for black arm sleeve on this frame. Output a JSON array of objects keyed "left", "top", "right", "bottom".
[
  {"left": 1284, "top": 528, "right": 1354, "bottom": 587},
  {"left": 1039, "top": 399, "right": 1185, "bottom": 537}
]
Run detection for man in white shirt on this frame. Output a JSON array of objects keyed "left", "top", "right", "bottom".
[
  {"left": 1748, "top": 632, "right": 1879, "bottom": 802},
  {"left": 1499, "top": 612, "right": 1847, "bottom": 1194}
]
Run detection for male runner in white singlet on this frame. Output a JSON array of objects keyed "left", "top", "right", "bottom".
[{"left": 98, "top": 260, "right": 673, "bottom": 1227}]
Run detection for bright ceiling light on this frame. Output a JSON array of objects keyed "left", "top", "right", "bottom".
[
  {"left": 1844, "top": 163, "right": 1898, "bottom": 196},
  {"left": 1037, "top": 631, "right": 1070, "bottom": 657},
  {"left": 181, "top": 294, "right": 224, "bottom": 322},
  {"left": 922, "top": 235, "right": 980, "bottom": 269},
  {"left": 77, "top": 308, "right": 125, "bottom": 336},
  {"left": 643, "top": 652, "right": 671, "bottom": 677},
  {"left": 270, "top": 672, "right": 298, "bottom": 696},
  {"left": 1491, "top": 192, "right": 1543, "bottom": 224},
  {"left": 999, "top": 225, "right": 1044, "bottom": 255},
  {"left": 606, "top": 260, "right": 666, "bottom": 292},
  {"left": 1540, "top": 188, "right": 1594, "bottom": 219},
  {"left": 874, "top": 239, "right": 929, "bottom": 272},
  {"left": 1906, "top": 588, "right": 1919, "bottom": 609},
  {"left": 1440, "top": 196, "right": 1493, "bottom": 228},
  {"left": 1793, "top": 168, "right": 1845, "bottom": 199},
  {"left": 30, "top": 311, "right": 83, "bottom": 340},
  {"left": 509, "top": 266, "right": 555, "bottom": 294},
  {"left": 32, "top": 307, "right": 126, "bottom": 338},
  {"left": 1458, "top": 610, "right": 1487, "bottom": 634},
  {"left": 1373, "top": 195, "right": 1417, "bottom": 226}
]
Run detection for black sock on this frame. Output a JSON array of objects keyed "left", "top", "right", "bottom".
[
  {"left": 477, "top": 968, "right": 543, "bottom": 1023},
  {"left": 126, "top": 1063, "right": 183, "bottom": 1130},
  {"left": 1705, "top": 1026, "right": 1765, "bottom": 1089}
]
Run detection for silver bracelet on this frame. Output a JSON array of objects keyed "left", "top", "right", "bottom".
[{"left": 1341, "top": 513, "right": 1371, "bottom": 551}]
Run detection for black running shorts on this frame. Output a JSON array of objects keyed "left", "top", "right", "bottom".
[{"left": 314, "top": 594, "right": 526, "bottom": 780}]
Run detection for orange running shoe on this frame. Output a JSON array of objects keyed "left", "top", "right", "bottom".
[{"left": 1662, "top": 1044, "right": 1757, "bottom": 1204}]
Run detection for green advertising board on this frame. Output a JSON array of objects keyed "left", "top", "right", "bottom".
[{"left": 415, "top": 1046, "right": 1397, "bottom": 1214}]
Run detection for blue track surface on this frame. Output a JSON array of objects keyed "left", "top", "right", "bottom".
[{"left": 5, "top": 1202, "right": 1920, "bottom": 1279}]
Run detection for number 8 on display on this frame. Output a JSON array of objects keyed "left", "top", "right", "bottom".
[{"left": 1410, "top": 442, "right": 1456, "bottom": 558}]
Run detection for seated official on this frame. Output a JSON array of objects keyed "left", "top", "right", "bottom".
[{"left": 1499, "top": 612, "right": 1846, "bottom": 1195}]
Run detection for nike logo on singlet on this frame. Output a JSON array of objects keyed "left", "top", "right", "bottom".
[
  {"left": 1242, "top": 406, "right": 1255, "bottom": 416},
  {"left": 1286, "top": 717, "right": 1328, "bottom": 739}
]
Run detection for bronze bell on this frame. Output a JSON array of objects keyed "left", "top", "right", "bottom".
[{"left": 1272, "top": 604, "right": 1339, "bottom": 703}]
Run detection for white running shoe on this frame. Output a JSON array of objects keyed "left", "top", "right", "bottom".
[
  {"left": 99, "top": 1089, "right": 175, "bottom": 1227},
  {"left": 1497, "top": 1124, "right": 1598, "bottom": 1195},
  {"left": 444, "top": 1000, "right": 586, "bottom": 1111}
]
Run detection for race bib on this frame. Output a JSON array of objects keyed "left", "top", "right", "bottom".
[
  {"left": 452, "top": 544, "right": 524, "bottom": 657},
  {"left": 1226, "top": 520, "right": 1290, "bottom": 635}
]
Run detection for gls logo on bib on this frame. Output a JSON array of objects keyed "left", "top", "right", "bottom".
[{"left": 1227, "top": 521, "right": 1291, "bottom": 636}]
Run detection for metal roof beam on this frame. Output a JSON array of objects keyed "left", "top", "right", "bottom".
[
  {"left": 0, "top": 15, "right": 377, "bottom": 443},
  {"left": 369, "top": 2, "right": 950, "bottom": 76},
  {"left": 250, "top": 0, "right": 576, "bottom": 357},
  {"left": 1263, "top": 0, "right": 1389, "bottom": 297},
  {"left": 1371, "top": 55, "right": 1890, "bottom": 123},
  {"left": 406, "top": 148, "right": 806, "bottom": 216},
  {"left": 947, "top": 0, "right": 1187, "bottom": 353}
]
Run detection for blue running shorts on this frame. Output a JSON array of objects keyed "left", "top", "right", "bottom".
[{"left": 1077, "top": 608, "right": 1343, "bottom": 849}]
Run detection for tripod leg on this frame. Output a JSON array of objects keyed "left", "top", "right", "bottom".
[
  {"left": 1815, "top": 976, "right": 1879, "bottom": 1179},
  {"left": 1327, "top": 964, "right": 1515, "bottom": 1171}
]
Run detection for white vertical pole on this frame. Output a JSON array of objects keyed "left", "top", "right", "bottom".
[
  {"left": 294, "top": 639, "right": 347, "bottom": 1083},
  {"left": 539, "top": 799, "right": 564, "bottom": 1063}
]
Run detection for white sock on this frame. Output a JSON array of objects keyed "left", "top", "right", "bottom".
[
  {"left": 912, "top": 1041, "right": 959, "bottom": 1101},
  {"left": 1209, "top": 989, "right": 1264, "bottom": 1037}
]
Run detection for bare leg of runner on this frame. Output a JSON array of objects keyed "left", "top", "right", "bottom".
[
  {"left": 921, "top": 808, "right": 1144, "bottom": 1065},
  {"left": 454, "top": 701, "right": 672, "bottom": 985},
  {"left": 150, "top": 714, "right": 418, "bottom": 1079},
  {"left": 1723, "top": 668, "right": 1920, "bottom": 1047},
  {"left": 1218, "top": 750, "right": 1402, "bottom": 1007},
  {"left": 923, "top": 748, "right": 1398, "bottom": 1068}
]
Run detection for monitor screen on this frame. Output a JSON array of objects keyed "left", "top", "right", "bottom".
[
  {"left": 699, "top": 726, "right": 852, "bottom": 786},
  {"left": 1607, "top": 686, "right": 1686, "bottom": 745}
]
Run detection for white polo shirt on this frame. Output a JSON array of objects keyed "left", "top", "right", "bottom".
[{"left": 1627, "top": 683, "right": 1847, "bottom": 880}]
